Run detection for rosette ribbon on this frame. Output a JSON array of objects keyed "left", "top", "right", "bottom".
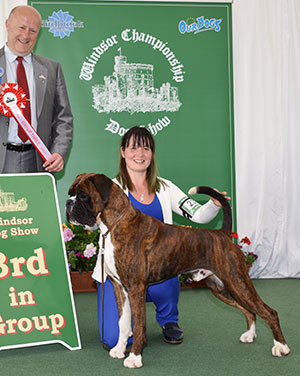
[{"left": 0, "top": 83, "right": 51, "bottom": 162}]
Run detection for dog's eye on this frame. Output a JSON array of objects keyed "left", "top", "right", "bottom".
[{"left": 78, "top": 191, "right": 90, "bottom": 201}]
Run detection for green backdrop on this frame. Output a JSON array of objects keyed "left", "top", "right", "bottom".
[{"left": 30, "top": 0, "right": 235, "bottom": 229}]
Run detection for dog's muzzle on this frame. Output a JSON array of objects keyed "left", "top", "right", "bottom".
[{"left": 65, "top": 196, "right": 75, "bottom": 222}]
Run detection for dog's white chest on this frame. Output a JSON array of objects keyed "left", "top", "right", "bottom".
[{"left": 97, "top": 223, "right": 119, "bottom": 281}]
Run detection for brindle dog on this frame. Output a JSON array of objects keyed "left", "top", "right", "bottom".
[{"left": 66, "top": 173, "right": 290, "bottom": 368}]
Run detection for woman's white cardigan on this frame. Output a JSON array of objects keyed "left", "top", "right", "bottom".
[{"left": 112, "top": 177, "right": 220, "bottom": 225}]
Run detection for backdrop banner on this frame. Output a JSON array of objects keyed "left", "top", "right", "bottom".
[
  {"left": 0, "top": 173, "right": 81, "bottom": 351},
  {"left": 30, "top": 0, "right": 235, "bottom": 229}
]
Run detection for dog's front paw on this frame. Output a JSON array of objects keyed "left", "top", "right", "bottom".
[
  {"left": 240, "top": 323, "right": 256, "bottom": 343},
  {"left": 240, "top": 331, "right": 256, "bottom": 343},
  {"left": 240, "top": 330, "right": 256, "bottom": 343},
  {"left": 272, "top": 340, "right": 290, "bottom": 357},
  {"left": 109, "top": 346, "right": 125, "bottom": 359},
  {"left": 124, "top": 353, "right": 143, "bottom": 368}
]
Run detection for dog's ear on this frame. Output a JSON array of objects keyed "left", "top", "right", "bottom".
[
  {"left": 90, "top": 174, "right": 113, "bottom": 205},
  {"left": 68, "top": 173, "right": 87, "bottom": 196}
]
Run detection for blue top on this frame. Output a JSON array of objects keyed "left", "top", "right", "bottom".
[{"left": 128, "top": 192, "right": 164, "bottom": 222}]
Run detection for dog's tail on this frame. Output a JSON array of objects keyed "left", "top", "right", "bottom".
[{"left": 188, "top": 186, "right": 232, "bottom": 235}]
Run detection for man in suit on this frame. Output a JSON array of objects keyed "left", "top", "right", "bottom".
[{"left": 0, "top": 5, "right": 73, "bottom": 174}]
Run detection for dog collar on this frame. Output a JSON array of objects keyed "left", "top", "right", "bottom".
[{"left": 100, "top": 200, "right": 131, "bottom": 251}]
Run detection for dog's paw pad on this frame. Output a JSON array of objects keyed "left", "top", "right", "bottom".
[
  {"left": 124, "top": 353, "right": 143, "bottom": 368},
  {"left": 272, "top": 340, "right": 290, "bottom": 357},
  {"left": 109, "top": 346, "right": 125, "bottom": 359}
]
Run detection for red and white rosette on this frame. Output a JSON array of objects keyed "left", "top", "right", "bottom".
[{"left": 0, "top": 83, "right": 51, "bottom": 162}]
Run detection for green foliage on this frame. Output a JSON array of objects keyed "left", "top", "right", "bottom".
[{"left": 63, "top": 223, "right": 100, "bottom": 274}]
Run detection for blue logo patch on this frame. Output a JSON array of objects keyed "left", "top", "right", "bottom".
[
  {"left": 179, "top": 16, "right": 222, "bottom": 34},
  {"left": 42, "top": 10, "right": 84, "bottom": 39}
]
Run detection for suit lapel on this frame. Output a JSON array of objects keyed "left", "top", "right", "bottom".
[
  {"left": 1, "top": 49, "right": 48, "bottom": 124},
  {"left": 32, "top": 53, "right": 47, "bottom": 119},
  {"left": 0, "top": 47, "right": 7, "bottom": 84}
]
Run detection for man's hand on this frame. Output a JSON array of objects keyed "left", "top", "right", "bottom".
[{"left": 43, "top": 153, "right": 64, "bottom": 172}]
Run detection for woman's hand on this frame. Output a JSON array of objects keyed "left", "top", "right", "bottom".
[{"left": 210, "top": 189, "right": 231, "bottom": 207}]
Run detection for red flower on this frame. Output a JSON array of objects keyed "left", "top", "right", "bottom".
[
  {"left": 241, "top": 236, "right": 251, "bottom": 245},
  {"left": 231, "top": 232, "right": 257, "bottom": 265}
]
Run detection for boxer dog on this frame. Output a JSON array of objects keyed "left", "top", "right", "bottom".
[{"left": 66, "top": 173, "right": 290, "bottom": 368}]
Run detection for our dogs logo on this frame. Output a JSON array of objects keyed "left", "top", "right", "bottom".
[{"left": 179, "top": 16, "right": 222, "bottom": 34}]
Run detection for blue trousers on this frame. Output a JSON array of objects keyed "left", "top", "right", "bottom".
[{"left": 97, "top": 276, "right": 180, "bottom": 348}]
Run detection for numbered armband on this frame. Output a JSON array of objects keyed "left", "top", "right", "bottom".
[{"left": 178, "top": 196, "right": 202, "bottom": 219}]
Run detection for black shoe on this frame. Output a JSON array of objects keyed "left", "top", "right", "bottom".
[{"left": 162, "top": 323, "right": 184, "bottom": 344}]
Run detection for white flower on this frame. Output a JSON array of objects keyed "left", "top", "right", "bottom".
[{"left": 83, "top": 243, "right": 97, "bottom": 258}]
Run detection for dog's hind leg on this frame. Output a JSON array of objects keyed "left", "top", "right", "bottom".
[
  {"left": 231, "top": 281, "right": 290, "bottom": 356},
  {"left": 208, "top": 276, "right": 290, "bottom": 357},
  {"left": 249, "top": 297, "right": 290, "bottom": 356},
  {"left": 206, "top": 277, "right": 257, "bottom": 343},
  {"left": 109, "top": 280, "right": 132, "bottom": 360}
]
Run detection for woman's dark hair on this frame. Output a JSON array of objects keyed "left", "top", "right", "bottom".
[{"left": 116, "top": 126, "right": 164, "bottom": 193}]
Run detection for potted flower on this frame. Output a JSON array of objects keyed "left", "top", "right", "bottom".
[
  {"left": 62, "top": 223, "right": 100, "bottom": 292},
  {"left": 232, "top": 232, "right": 258, "bottom": 267},
  {"left": 180, "top": 232, "right": 258, "bottom": 288}
]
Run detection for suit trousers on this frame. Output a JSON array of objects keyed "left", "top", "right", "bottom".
[{"left": 2, "top": 149, "right": 37, "bottom": 173}]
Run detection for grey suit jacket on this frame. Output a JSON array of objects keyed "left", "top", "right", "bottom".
[{"left": 0, "top": 46, "right": 73, "bottom": 173}]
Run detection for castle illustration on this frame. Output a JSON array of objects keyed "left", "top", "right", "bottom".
[
  {"left": 0, "top": 188, "right": 27, "bottom": 212},
  {"left": 92, "top": 49, "right": 182, "bottom": 114}
]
